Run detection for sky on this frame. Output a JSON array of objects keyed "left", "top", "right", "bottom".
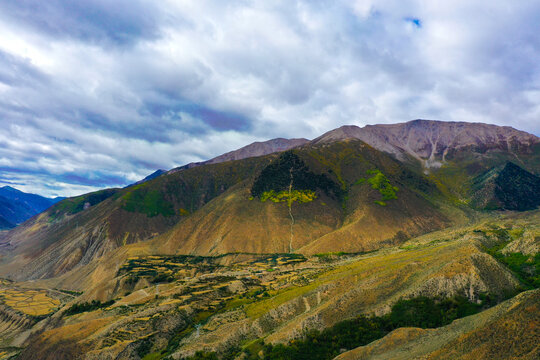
[{"left": 0, "top": 1, "right": 539, "bottom": 197}]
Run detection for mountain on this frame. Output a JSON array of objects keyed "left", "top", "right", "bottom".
[
  {"left": 471, "top": 162, "right": 540, "bottom": 210},
  {"left": 0, "top": 139, "right": 450, "bottom": 281},
  {"left": 314, "top": 120, "right": 540, "bottom": 205},
  {"left": 0, "top": 186, "right": 63, "bottom": 228},
  {"left": 1, "top": 120, "right": 538, "bottom": 281},
  {"left": 5, "top": 211, "right": 539, "bottom": 360},
  {"left": 172, "top": 137, "right": 309, "bottom": 171},
  {"left": 0, "top": 214, "right": 14, "bottom": 230},
  {"left": 0, "top": 120, "right": 538, "bottom": 359},
  {"left": 336, "top": 288, "right": 539, "bottom": 360},
  {"left": 127, "top": 169, "right": 167, "bottom": 187},
  {"left": 129, "top": 138, "right": 308, "bottom": 187},
  {"left": 313, "top": 120, "right": 539, "bottom": 168}
]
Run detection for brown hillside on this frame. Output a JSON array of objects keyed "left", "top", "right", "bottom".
[{"left": 335, "top": 289, "right": 539, "bottom": 360}]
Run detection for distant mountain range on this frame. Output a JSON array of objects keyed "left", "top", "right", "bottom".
[{"left": 0, "top": 186, "right": 64, "bottom": 229}]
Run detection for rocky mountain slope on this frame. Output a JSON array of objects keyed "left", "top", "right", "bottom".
[
  {"left": 173, "top": 137, "right": 309, "bottom": 171},
  {"left": 1, "top": 120, "right": 538, "bottom": 283},
  {"left": 0, "top": 139, "right": 450, "bottom": 281},
  {"left": 313, "top": 120, "right": 539, "bottom": 169}
]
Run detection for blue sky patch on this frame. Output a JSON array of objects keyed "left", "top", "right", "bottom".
[{"left": 405, "top": 17, "right": 422, "bottom": 28}]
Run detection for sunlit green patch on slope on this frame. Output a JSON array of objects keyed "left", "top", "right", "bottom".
[
  {"left": 122, "top": 185, "right": 175, "bottom": 217},
  {"left": 366, "top": 169, "right": 398, "bottom": 206},
  {"left": 260, "top": 190, "right": 317, "bottom": 205}
]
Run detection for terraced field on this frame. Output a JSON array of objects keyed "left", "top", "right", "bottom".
[
  {"left": 0, "top": 288, "right": 60, "bottom": 316},
  {"left": 0, "top": 211, "right": 537, "bottom": 359}
]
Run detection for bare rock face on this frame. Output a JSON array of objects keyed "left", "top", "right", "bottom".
[{"left": 312, "top": 120, "right": 539, "bottom": 168}]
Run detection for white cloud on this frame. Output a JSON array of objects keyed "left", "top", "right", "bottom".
[{"left": 0, "top": 0, "right": 538, "bottom": 196}]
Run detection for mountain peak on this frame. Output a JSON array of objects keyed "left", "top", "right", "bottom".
[
  {"left": 0, "top": 186, "right": 21, "bottom": 193},
  {"left": 171, "top": 137, "right": 309, "bottom": 172},
  {"left": 313, "top": 120, "right": 539, "bottom": 167}
]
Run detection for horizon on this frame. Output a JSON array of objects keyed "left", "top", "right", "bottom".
[
  {"left": 1, "top": 118, "right": 538, "bottom": 198},
  {"left": 1, "top": 1, "right": 539, "bottom": 197}
]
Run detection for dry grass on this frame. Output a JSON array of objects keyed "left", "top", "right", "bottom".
[{"left": 0, "top": 288, "right": 60, "bottom": 316}]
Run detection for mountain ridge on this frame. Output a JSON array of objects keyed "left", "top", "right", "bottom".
[
  {"left": 0, "top": 186, "right": 63, "bottom": 228},
  {"left": 0, "top": 119, "right": 538, "bottom": 360},
  {"left": 1, "top": 119, "right": 538, "bottom": 282},
  {"left": 171, "top": 137, "right": 309, "bottom": 172},
  {"left": 312, "top": 119, "right": 540, "bottom": 169}
]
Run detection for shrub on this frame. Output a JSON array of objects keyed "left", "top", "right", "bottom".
[{"left": 65, "top": 300, "right": 114, "bottom": 316}]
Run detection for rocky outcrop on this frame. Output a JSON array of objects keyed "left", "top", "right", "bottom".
[
  {"left": 502, "top": 230, "right": 539, "bottom": 255},
  {"left": 0, "top": 304, "right": 35, "bottom": 344}
]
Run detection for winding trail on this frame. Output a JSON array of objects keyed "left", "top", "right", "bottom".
[{"left": 288, "top": 167, "right": 294, "bottom": 253}]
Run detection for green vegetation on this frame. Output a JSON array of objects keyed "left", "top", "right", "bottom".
[
  {"left": 65, "top": 300, "right": 114, "bottom": 316},
  {"left": 260, "top": 189, "right": 317, "bottom": 205},
  {"left": 314, "top": 252, "right": 349, "bottom": 263},
  {"left": 366, "top": 169, "right": 398, "bottom": 205},
  {"left": 52, "top": 189, "right": 118, "bottom": 216},
  {"left": 151, "top": 273, "right": 176, "bottom": 284},
  {"left": 53, "top": 288, "right": 83, "bottom": 296},
  {"left": 486, "top": 246, "right": 540, "bottom": 289},
  {"left": 122, "top": 185, "right": 175, "bottom": 217},
  {"left": 493, "top": 162, "right": 540, "bottom": 211},
  {"left": 137, "top": 338, "right": 154, "bottom": 358},
  {"left": 353, "top": 177, "right": 366, "bottom": 185},
  {"left": 251, "top": 151, "right": 344, "bottom": 201},
  {"left": 184, "top": 295, "right": 490, "bottom": 360}
]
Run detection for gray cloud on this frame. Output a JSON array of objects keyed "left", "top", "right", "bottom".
[
  {"left": 0, "top": 0, "right": 539, "bottom": 197},
  {"left": 0, "top": 0, "right": 164, "bottom": 46}
]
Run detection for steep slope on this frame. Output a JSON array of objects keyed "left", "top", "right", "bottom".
[
  {"left": 0, "top": 214, "right": 14, "bottom": 230},
  {"left": 0, "top": 121, "right": 538, "bottom": 359},
  {"left": 1, "top": 121, "right": 538, "bottom": 285},
  {"left": 0, "top": 157, "right": 272, "bottom": 281},
  {"left": 335, "top": 289, "right": 539, "bottom": 360},
  {"left": 156, "top": 139, "right": 448, "bottom": 256},
  {"left": 173, "top": 137, "right": 309, "bottom": 171},
  {"left": 313, "top": 120, "right": 539, "bottom": 169},
  {"left": 471, "top": 162, "right": 540, "bottom": 210},
  {"left": 319, "top": 120, "right": 540, "bottom": 205},
  {"left": 8, "top": 212, "right": 534, "bottom": 360}
]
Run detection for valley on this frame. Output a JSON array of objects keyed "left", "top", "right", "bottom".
[
  {"left": 0, "top": 209, "right": 537, "bottom": 359},
  {"left": 0, "top": 120, "right": 538, "bottom": 359}
]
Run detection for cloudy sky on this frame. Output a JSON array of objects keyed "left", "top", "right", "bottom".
[{"left": 0, "top": 1, "right": 539, "bottom": 197}]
